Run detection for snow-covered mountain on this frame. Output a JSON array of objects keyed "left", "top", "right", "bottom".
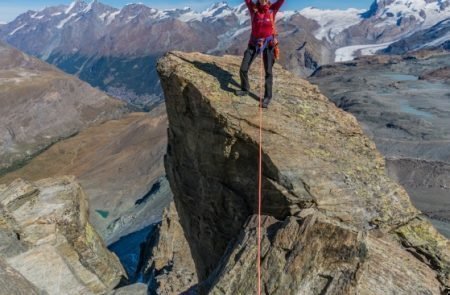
[
  {"left": 299, "top": 7, "right": 364, "bottom": 42},
  {"left": 0, "top": 0, "right": 334, "bottom": 108},
  {"left": 383, "top": 17, "right": 450, "bottom": 54},
  {"left": 362, "top": 0, "right": 449, "bottom": 28},
  {"left": 334, "top": 0, "right": 450, "bottom": 61},
  {"left": 1, "top": 0, "right": 449, "bottom": 57},
  {"left": 0, "top": 0, "right": 448, "bottom": 106},
  {"left": 0, "top": 1, "right": 252, "bottom": 57}
]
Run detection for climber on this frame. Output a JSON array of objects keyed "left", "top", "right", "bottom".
[{"left": 236, "top": 0, "right": 285, "bottom": 108}]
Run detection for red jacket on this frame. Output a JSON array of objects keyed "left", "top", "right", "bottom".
[{"left": 245, "top": 0, "right": 285, "bottom": 43}]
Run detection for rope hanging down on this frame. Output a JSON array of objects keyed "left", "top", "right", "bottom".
[{"left": 257, "top": 51, "right": 264, "bottom": 295}]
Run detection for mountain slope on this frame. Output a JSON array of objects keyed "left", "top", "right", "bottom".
[
  {"left": 0, "top": 108, "right": 171, "bottom": 245},
  {"left": 383, "top": 18, "right": 450, "bottom": 54},
  {"left": 0, "top": 40, "right": 127, "bottom": 174},
  {"left": 1, "top": 0, "right": 448, "bottom": 102},
  {"left": 310, "top": 53, "right": 450, "bottom": 238}
]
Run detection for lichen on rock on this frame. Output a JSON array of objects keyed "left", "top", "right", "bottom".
[{"left": 154, "top": 51, "right": 449, "bottom": 294}]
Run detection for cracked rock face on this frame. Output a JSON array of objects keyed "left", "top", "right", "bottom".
[
  {"left": 0, "top": 177, "right": 126, "bottom": 294},
  {"left": 207, "top": 214, "right": 445, "bottom": 295},
  {"left": 0, "top": 257, "right": 44, "bottom": 295},
  {"left": 137, "top": 202, "right": 198, "bottom": 294},
  {"left": 156, "top": 51, "right": 449, "bottom": 294}
]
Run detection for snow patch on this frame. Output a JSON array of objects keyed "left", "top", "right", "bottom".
[
  {"left": 57, "top": 13, "right": 77, "bottom": 29},
  {"left": 300, "top": 7, "right": 364, "bottom": 42},
  {"left": 233, "top": 3, "right": 249, "bottom": 25},
  {"left": 375, "top": 0, "right": 450, "bottom": 29},
  {"left": 207, "top": 26, "right": 251, "bottom": 54},
  {"left": 65, "top": 1, "right": 77, "bottom": 14},
  {"left": 177, "top": 11, "right": 202, "bottom": 22},
  {"left": 335, "top": 41, "right": 394, "bottom": 62},
  {"left": 177, "top": 2, "right": 233, "bottom": 22},
  {"left": 83, "top": 1, "right": 94, "bottom": 13},
  {"left": 106, "top": 10, "right": 120, "bottom": 25},
  {"left": 8, "top": 24, "right": 26, "bottom": 36},
  {"left": 278, "top": 10, "right": 296, "bottom": 21},
  {"left": 127, "top": 15, "right": 137, "bottom": 22}
]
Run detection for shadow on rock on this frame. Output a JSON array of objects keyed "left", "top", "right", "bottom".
[{"left": 177, "top": 56, "right": 260, "bottom": 102}]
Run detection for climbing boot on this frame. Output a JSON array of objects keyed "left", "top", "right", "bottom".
[
  {"left": 261, "top": 97, "right": 271, "bottom": 108},
  {"left": 235, "top": 89, "right": 249, "bottom": 96}
]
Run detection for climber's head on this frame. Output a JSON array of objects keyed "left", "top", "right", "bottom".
[{"left": 258, "top": 0, "right": 269, "bottom": 6}]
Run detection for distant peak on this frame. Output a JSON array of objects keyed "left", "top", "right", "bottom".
[
  {"left": 65, "top": 0, "right": 87, "bottom": 14},
  {"left": 207, "top": 2, "right": 230, "bottom": 11}
]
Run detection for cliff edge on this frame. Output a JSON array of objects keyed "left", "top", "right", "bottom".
[{"left": 154, "top": 51, "right": 449, "bottom": 294}]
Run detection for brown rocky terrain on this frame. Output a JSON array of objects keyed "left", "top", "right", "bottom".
[
  {"left": 386, "top": 158, "right": 450, "bottom": 238},
  {"left": 309, "top": 53, "right": 450, "bottom": 238},
  {"left": 137, "top": 202, "right": 198, "bottom": 294},
  {"left": 0, "top": 40, "right": 127, "bottom": 175},
  {"left": 143, "top": 51, "right": 450, "bottom": 294},
  {"left": 420, "top": 66, "right": 450, "bottom": 82},
  {"left": 0, "top": 106, "right": 171, "bottom": 244},
  {"left": 0, "top": 176, "right": 126, "bottom": 294}
]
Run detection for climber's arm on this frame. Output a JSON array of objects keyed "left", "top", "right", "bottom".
[
  {"left": 245, "top": 0, "right": 256, "bottom": 11},
  {"left": 270, "top": 0, "right": 285, "bottom": 13}
]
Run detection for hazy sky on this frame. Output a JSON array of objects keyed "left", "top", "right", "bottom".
[{"left": 0, "top": 0, "right": 374, "bottom": 22}]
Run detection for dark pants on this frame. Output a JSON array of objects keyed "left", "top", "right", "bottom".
[{"left": 239, "top": 45, "right": 275, "bottom": 100}]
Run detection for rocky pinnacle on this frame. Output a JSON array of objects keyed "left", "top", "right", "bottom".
[{"left": 157, "top": 51, "right": 449, "bottom": 294}]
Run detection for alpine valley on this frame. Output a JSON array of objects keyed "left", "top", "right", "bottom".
[{"left": 0, "top": 0, "right": 449, "bottom": 294}]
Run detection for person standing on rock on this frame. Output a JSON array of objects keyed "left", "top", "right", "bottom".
[{"left": 236, "top": 0, "right": 285, "bottom": 108}]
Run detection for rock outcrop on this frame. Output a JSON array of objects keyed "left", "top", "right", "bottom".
[
  {"left": 0, "top": 257, "right": 44, "bottom": 295},
  {"left": 108, "top": 283, "right": 148, "bottom": 295},
  {"left": 0, "top": 176, "right": 126, "bottom": 294},
  {"left": 137, "top": 202, "right": 197, "bottom": 294},
  {"left": 155, "top": 51, "right": 450, "bottom": 294}
]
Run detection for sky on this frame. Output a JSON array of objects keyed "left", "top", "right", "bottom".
[{"left": 0, "top": 0, "right": 375, "bottom": 23}]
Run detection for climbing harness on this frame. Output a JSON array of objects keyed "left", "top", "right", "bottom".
[{"left": 255, "top": 35, "right": 275, "bottom": 55}]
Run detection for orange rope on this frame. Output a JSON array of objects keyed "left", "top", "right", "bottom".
[{"left": 257, "top": 51, "right": 263, "bottom": 295}]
